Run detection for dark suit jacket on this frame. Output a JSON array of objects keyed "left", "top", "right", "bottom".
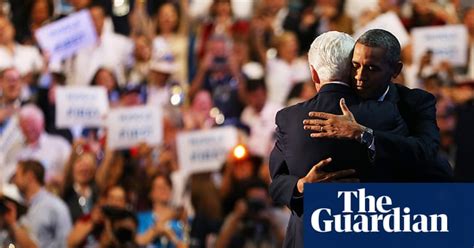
[
  {"left": 373, "top": 83, "right": 453, "bottom": 181},
  {"left": 454, "top": 99, "right": 474, "bottom": 181},
  {"left": 269, "top": 83, "right": 408, "bottom": 247}
]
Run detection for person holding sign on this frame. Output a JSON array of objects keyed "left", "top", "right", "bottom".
[{"left": 63, "top": 3, "right": 133, "bottom": 86}]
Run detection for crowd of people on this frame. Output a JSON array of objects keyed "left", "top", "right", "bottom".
[{"left": 0, "top": 0, "right": 474, "bottom": 247}]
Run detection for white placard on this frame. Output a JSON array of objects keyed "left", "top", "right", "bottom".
[
  {"left": 177, "top": 126, "right": 238, "bottom": 174},
  {"left": 0, "top": 116, "right": 25, "bottom": 183},
  {"left": 55, "top": 86, "right": 109, "bottom": 128},
  {"left": 35, "top": 10, "right": 98, "bottom": 61},
  {"left": 353, "top": 11, "right": 409, "bottom": 48},
  {"left": 107, "top": 106, "right": 163, "bottom": 150},
  {"left": 412, "top": 25, "right": 468, "bottom": 66}
]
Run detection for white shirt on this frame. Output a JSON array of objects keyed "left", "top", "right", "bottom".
[
  {"left": 63, "top": 31, "right": 134, "bottom": 86},
  {"left": 377, "top": 86, "right": 390, "bottom": 101},
  {"left": 17, "top": 133, "right": 71, "bottom": 182},
  {"left": 0, "top": 44, "right": 43, "bottom": 75},
  {"left": 241, "top": 101, "right": 282, "bottom": 158},
  {"left": 147, "top": 84, "right": 170, "bottom": 108},
  {"left": 266, "top": 57, "right": 311, "bottom": 106}
]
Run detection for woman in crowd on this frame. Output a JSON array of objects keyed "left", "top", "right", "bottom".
[
  {"left": 62, "top": 141, "right": 100, "bottom": 223},
  {"left": 90, "top": 68, "right": 121, "bottom": 107},
  {"left": 153, "top": 0, "right": 189, "bottom": 87},
  {"left": 136, "top": 173, "right": 188, "bottom": 248}
]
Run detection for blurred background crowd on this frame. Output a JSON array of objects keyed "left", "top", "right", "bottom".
[{"left": 0, "top": 0, "right": 474, "bottom": 247}]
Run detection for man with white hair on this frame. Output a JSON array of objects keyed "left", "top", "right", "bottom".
[
  {"left": 268, "top": 31, "right": 408, "bottom": 247},
  {"left": 16, "top": 104, "right": 71, "bottom": 185}
]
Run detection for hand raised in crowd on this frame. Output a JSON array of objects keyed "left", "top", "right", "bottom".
[
  {"left": 303, "top": 98, "right": 365, "bottom": 140},
  {"left": 296, "top": 158, "right": 359, "bottom": 194},
  {"left": 151, "top": 209, "right": 183, "bottom": 246},
  {"left": 200, "top": 53, "right": 215, "bottom": 72},
  {"left": 232, "top": 199, "right": 248, "bottom": 219}
]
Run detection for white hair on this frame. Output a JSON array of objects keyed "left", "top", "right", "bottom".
[
  {"left": 19, "top": 104, "right": 44, "bottom": 125},
  {"left": 307, "top": 31, "right": 355, "bottom": 82}
]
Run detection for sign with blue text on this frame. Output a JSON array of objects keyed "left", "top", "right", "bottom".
[
  {"left": 107, "top": 106, "right": 163, "bottom": 149},
  {"left": 304, "top": 184, "right": 474, "bottom": 247},
  {"left": 35, "top": 10, "right": 98, "bottom": 62},
  {"left": 177, "top": 126, "right": 238, "bottom": 174},
  {"left": 412, "top": 25, "right": 468, "bottom": 66},
  {"left": 55, "top": 86, "right": 109, "bottom": 128}
]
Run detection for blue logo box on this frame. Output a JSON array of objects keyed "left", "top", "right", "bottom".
[{"left": 304, "top": 184, "right": 474, "bottom": 247}]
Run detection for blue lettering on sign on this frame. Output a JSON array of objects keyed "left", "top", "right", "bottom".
[
  {"left": 188, "top": 135, "right": 224, "bottom": 146},
  {"left": 49, "top": 20, "right": 81, "bottom": 36},
  {"left": 54, "top": 33, "right": 85, "bottom": 52},
  {"left": 424, "top": 33, "right": 457, "bottom": 41},
  {"left": 432, "top": 47, "right": 457, "bottom": 57},
  {"left": 118, "top": 127, "right": 152, "bottom": 140},
  {"left": 66, "top": 92, "right": 96, "bottom": 101},
  {"left": 119, "top": 113, "right": 152, "bottom": 122},
  {"left": 190, "top": 148, "right": 226, "bottom": 162},
  {"left": 67, "top": 108, "right": 99, "bottom": 118}
]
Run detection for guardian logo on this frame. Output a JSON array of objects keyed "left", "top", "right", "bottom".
[
  {"left": 310, "top": 188, "right": 449, "bottom": 233},
  {"left": 304, "top": 184, "right": 474, "bottom": 248}
]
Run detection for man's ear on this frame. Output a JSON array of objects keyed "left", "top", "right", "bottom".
[
  {"left": 392, "top": 61, "right": 403, "bottom": 79},
  {"left": 310, "top": 65, "right": 320, "bottom": 85}
]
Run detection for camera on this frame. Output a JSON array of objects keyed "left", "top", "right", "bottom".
[
  {"left": 212, "top": 56, "right": 228, "bottom": 71},
  {"left": 0, "top": 199, "right": 8, "bottom": 214},
  {"left": 0, "top": 197, "right": 26, "bottom": 219},
  {"left": 242, "top": 198, "right": 271, "bottom": 242},
  {"left": 246, "top": 198, "right": 266, "bottom": 216}
]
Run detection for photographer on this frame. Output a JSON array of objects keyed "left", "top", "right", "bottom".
[
  {"left": 0, "top": 184, "right": 37, "bottom": 248},
  {"left": 100, "top": 206, "right": 139, "bottom": 248},
  {"left": 67, "top": 185, "right": 129, "bottom": 247},
  {"left": 216, "top": 179, "right": 285, "bottom": 248},
  {"left": 189, "top": 35, "right": 246, "bottom": 122}
]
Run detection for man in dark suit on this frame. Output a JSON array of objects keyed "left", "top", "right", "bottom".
[
  {"left": 268, "top": 31, "right": 409, "bottom": 247},
  {"left": 303, "top": 29, "right": 453, "bottom": 181}
]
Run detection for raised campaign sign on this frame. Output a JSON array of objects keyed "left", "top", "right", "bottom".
[
  {"left": 107, "top": 106, "right": 163, "bottom": 150},
  {"left": 412, "top": 25, "right": 468, "bottom": 66},
  {"left": 55, "top": 86, "right": 109, "bottom": 128},
  {"left": 177, "top": 126, "right": 238, "bottom": 174},
  {"left": 35, "top": 10, "right": 98, "bottom": 61}
]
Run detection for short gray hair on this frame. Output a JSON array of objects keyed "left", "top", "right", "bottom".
[
  {"left": 307, "top": 31, "right": 355, "bottom": 82},
  {"left": 356, "top": 29, "right": 401, "bottom": 66},
  {"left": 19, "top": 104, "right": 44, "bottom": 125}
]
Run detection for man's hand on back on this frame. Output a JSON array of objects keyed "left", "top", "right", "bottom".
[
  {"left": 303, "top": 98, "right": 366, "bottom": 141},
  {"left": 297, "top": 157, "right": 359, "bottom": 194}
]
